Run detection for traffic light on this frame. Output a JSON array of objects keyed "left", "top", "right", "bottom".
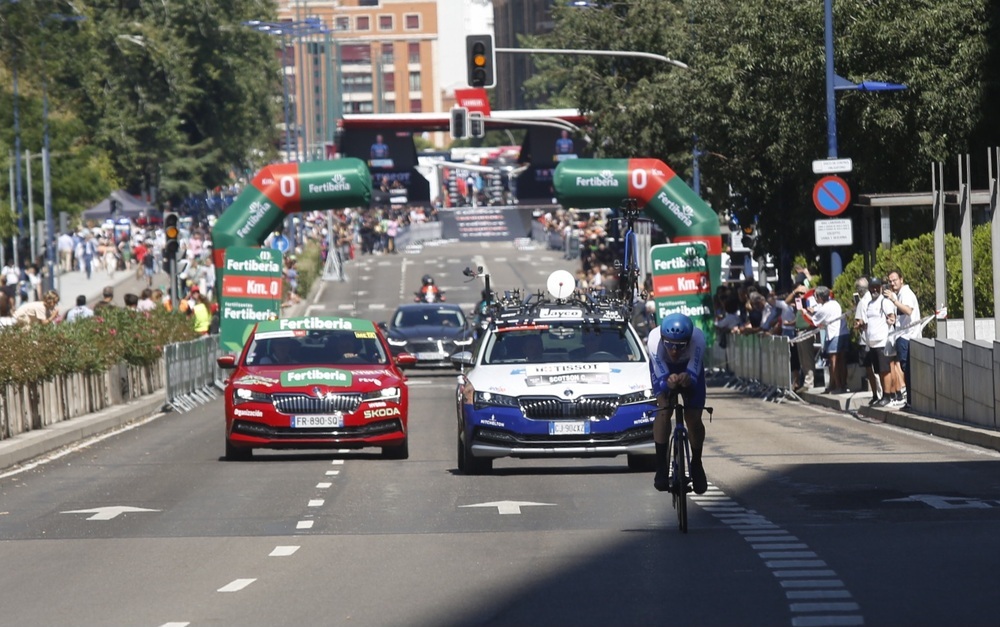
[
  {"left": 741, "top": 224, "right": 757, "bottom": 250},
  {"left": 466, "top": 34, "right": 495, "bottom": 88},
  {"left": 164, "top": 212, "right": 180, "bottom": 260},
  {"left": 450, "top": 107, "right": 469, "bottom": 139},
  {"left": 469, "top": 111, "right": 485, "bottom": 138}
]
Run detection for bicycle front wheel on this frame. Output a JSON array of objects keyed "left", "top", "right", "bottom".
[{"left": 672, "top": 432, "right": 688, "bottom": 533}]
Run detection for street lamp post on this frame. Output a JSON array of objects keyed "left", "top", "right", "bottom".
[{"left": 41, "top": 12, "right": 85, "bottom": 291}]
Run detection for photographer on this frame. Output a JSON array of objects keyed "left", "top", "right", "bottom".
[{"left": 885, "top": 270, "right": 919, "bottom": 407}]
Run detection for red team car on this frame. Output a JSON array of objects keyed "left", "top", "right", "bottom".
[{"left": 218, "top": 316, "right": 416, "bottom": 460}]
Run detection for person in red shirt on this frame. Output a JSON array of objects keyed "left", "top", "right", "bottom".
[{"left": 133, "top": 240, "right": 149, "bottom": 281}]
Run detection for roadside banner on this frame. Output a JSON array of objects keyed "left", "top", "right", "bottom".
[
  {"left": 650, "top": 242, "right": 715, "bottom": 347},
  {"left": 219, "top": 247, "right": 284, "bottom": 354}
]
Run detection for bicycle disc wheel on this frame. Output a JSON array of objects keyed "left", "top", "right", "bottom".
[{"left": 674, "top": 434, "right": 688, "bottom": 533}]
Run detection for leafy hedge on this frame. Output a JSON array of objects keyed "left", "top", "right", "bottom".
[
  {"left": 831, "top": 223, "right": 994, "bottom": 337},
  {"left": 0, "top": 308, "right": 198, "bottom": 386}
]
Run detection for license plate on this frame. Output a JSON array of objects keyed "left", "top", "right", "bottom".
[
  {"left": 549, "top": 421, "right": 589, "bottom": 435},
  {"left": 293, "top": 413, "right": 343, "bottom": 428},
  {"left": 416, "top": 352, "right": 447, "bottom": 360}
]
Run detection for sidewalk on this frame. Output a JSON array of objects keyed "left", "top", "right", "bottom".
[{"left": 798, "top": 387, "right": 1000, "bottom": 453}]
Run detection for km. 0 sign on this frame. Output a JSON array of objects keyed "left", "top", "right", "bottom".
[{"left": 812, "top": 175, "right": 851, "bottom": 216}]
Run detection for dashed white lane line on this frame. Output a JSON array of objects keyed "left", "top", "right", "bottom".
[
  {"left": 325, "top": 470, "right": 340, "bottom": 476},
  {"left": 308, "top": 499, "right": 325, "bottom": 507},
  {"left": 691, "top": 486, "right": 865, "bottom": 627},
  {"left": 160, "top": 623, "right": 190, "bottom": 627},
  {"left": 296, "top": 520, "right": 314, "bottom": 530},
  {"left": 316, "top": 482, "right": 332, "bottom": 489},
  {"left": 217, "top": 579, "right": 256, "bottom": 592},
  {"left": 269, "top": 546, "right": 300, "bottom": 557},
  {"left": 332, "top": 459, "right": 345, "bottom": 465}
]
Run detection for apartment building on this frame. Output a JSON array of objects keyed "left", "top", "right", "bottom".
[{"left": 273, "top": 0, "right": 492, "bottom": 158}]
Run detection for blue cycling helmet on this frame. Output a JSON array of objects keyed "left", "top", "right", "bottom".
[{"left": 660, "top": 313, "right": 693, "bottom": 344}]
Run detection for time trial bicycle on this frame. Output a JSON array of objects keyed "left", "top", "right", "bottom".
[{"left": 665, "top": 392, "right": 713, "bottom": 533}]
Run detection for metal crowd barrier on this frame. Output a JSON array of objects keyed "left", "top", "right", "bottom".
[
  {"left": 164, "top": 335, "right": 225, "bottom": 412},
  {"left": 724, "top": 333, "right": 796, "bottom": 402}
]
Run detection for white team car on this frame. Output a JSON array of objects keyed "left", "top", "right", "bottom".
[{"left": 452, "top": 271, "right": 657, "bottom": 474}]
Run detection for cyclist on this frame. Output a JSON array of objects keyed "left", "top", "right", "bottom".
[{"left": 647, "top": 312, "right": 709, "bottom": 494}]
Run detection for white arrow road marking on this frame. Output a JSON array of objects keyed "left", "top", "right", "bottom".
[
  {"left": 884, "top": 494, "right": 995, "bottom": 509},
  {"left": 61, "top": 506, "right": 160, "bottom": 521},
  {"left": 217, "top": 579, "right": 256, "bottom": 592},
  {"left": 460, "top": 500, "right": 556, "bottom": 515}
]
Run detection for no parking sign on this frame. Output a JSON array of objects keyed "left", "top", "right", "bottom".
[{"left": 812, "top": 175, "right": 851, "bottom": 216}]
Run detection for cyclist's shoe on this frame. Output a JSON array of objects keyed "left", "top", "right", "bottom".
[
  {"left": 654, "top": 468, "right": 670, "bottom": 492},
  {"left": 690, "top": 459, "right": 708, "bottom": 495}
]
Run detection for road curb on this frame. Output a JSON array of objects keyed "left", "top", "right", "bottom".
[{"left": 0, "top": 394, "right": 167, "bottom": 472}]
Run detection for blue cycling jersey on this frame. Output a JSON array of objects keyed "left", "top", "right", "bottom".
[{"left": 647, "top": 326, "right": 707, "bottom": 406}]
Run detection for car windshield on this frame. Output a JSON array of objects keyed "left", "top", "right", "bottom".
[
  {"left": 394, "top": 307, "right": 465, "bottom": 328},
  {"left": 482, "top": 325, "right": 644, "bottom": 365},
  {"left": 245, "top": 330, "right": 389, "bottom": 366}
]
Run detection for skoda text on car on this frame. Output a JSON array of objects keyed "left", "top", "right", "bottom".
[
  {"left": 453, "top": 271, "right": 657, "bottom": 474},
  {"left": 218, "top": 316, "right": 417, "bottom": 460},
  {"left": 381, "top": 303, "right": 475, "bottom": 368}
]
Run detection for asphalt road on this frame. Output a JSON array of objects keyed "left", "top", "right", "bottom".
[{"left": 2, "top": 241, "right": 1000, "bottom": 627}]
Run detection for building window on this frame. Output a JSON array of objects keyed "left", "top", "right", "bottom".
[
  {"left": 335, "top": 16, "right": 349, "bottom": 32},
  {"left": 381, "top": 43, "right": 394, "bottom": 64},
  {"left": 340, "top": 44, "right": 371, "bottom": 64},
  {"left": 404, "top": 14, "right": 420, "bottom": 30},
  {"left": 409, "top": 99, "right": 422, "bottom": 113},
  {"left": 356, "top": 15, "right": 370, "bottom": 31},
  {"left": 347, "top": 101, "right": 374, "bottom": 114},
  {"left": 383, "top": 101, "right": 396, "bottom": 114},
  {"left": 408, "top": 71, "right": 421, "bottom": 92},
  {"left": 378, "top": 15, "right": 393, "bottom": 31},
  {"left": 358, "top": 0, "right": 379, "bottom": 6},
  {"left": 382, "top": 71, "right": 395, "bottom": 92},
  {"left": 407, "top": 42, "right": 420, "bottom": 64},
  {"left": 343, "top": 72, "right": 373, "bottom": 93}
]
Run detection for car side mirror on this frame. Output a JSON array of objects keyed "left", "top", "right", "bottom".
[
  {"left": 395, "top": 352, "right": 417, "bottom": 368},
  {"left": 450, "top": 351, "right": 475, "bottom": 366},
  {"left": 377, "top": 321, "right": 388, "bottom": 332},
  {"left": 217, "top": 354, "right": 237, "bottom": 369}
]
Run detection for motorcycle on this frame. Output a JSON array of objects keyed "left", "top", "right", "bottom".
[{"left": 414, "top": 287, "right": 445, "bottom": 303}]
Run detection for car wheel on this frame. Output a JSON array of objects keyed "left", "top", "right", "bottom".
[
  {"left": 459, "top": 427, "right": 492, "bottom": 475},
  {"left": 225, "top": 439, "right": 252, "bottom": 461},
  {"left": 382, "top": 438, "right": 409, "bottom": 460},
  {"left": 627, "top": 453, "right": 656, "bottom": 472}
]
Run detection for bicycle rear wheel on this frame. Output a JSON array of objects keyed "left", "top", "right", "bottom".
[{"left": 672, "top": 431, "right": 688, "bottom": 533}]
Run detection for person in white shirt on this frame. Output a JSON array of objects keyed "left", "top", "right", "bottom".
[
  {"left": 808, "top": 286, "right": 848, "bottom": 393},
  {"left": 856, "top": 277, "right": 898, "bottom": 407},
  {"left": 885, "top": 270, "right": 920, "bottom": 406},
  {"left": 65, "top": 294, "right": 95, "bottom": 322}
]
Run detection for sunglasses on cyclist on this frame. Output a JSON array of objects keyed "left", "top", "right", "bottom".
[{"left": 662, "top": 340, "right": 688, "bottom": 351}]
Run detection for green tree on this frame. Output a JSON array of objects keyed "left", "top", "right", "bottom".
[{"left": 526, "top": 0, "right": 997, "bottom": 269}]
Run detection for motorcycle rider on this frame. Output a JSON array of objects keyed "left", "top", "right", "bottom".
[{"left": 415, "top": 274, "right": 445, "bottom": 302}]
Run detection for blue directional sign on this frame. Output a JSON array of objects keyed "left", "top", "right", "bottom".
[
  {"left": 271, "top": 234, "right": 290, "bottom": 252},
  {"left": 812, "top": 175, "right": 851, "bottom": 216}
]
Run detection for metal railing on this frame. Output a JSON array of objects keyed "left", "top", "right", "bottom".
[{"left": 164, "top": 335, "right": 225, "bottom": 412}]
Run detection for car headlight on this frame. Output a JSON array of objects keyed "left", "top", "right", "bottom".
[
  {"left": 233, "top": 387, "right": 271, "bottom": 405},
  {"left": 363, "top": 386, "right": 401, "bottom": 402},
  {"left": 473, "top": 390, "right": 520, "bottom": 410},
  {"left": 619, "top": 389, "right": 655, "bottom": 405},
  {"left": 387, "top": 338, "right": 408, "bottom": 347},
  {"left": 453, "top": 337, "right": 474, "bottom": 346}
]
